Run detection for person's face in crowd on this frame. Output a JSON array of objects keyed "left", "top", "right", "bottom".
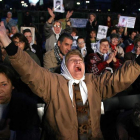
[
  {"left": 90, "top": 59, "right": 96, "bottom": 64},
  {"left": 135, "top": 41, "right": 140, "bottom": 55},
  {"left": 90, "top": 31, "right": 96, "bottom": 38},
  {"left": 58, "top": 37, "right": 72, "bottom": 55},
  {"left": 100, "top": 41, "right": 109, "bottom": 54},
  {"left": 0, "top": 73, "right": 14, "bottom": 104},
  {"left": 89, "top": 14, "right": 95, "bottom": 22},
  {"left": 11, "top": 26, "right": 17, "bottom": 34},
  {"left": 7, "top": 12, "right": 12, "bottom": 18},
  {"left": 24, "top": 32, "right": 32, "bottom": 44},
  {"left": 66, "top": 55, "right": 85, "bottom": 80},
  {"left": 77, "top": 39, "right": 85, "bottom": 49},
  {"left": 130, "top": 32, "right": 136, "bottom": 40},
  {"left": 111, "top": 30, "right": 117, "bottom": 34},
  {"left": 71, "top": 32, "right": 76, "bottom": 37},
  {"left": 53, "top": 22, "right": 61, "bottom": 34},
  {"left": 13, "top": 38, "right": 25, "bottom": 50},
  {"left": 111, "top": 37, "right": 119, "bottom": 46},
  {"left": 118, "top": 27, "right": 124, "bottom": 33},
  {"left": 107, "top": 16, "right": 111, "bottom": 21}
]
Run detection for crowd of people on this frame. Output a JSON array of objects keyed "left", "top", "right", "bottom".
[{"left": 0, "top": 9, "right": 140, "bottom": 140}]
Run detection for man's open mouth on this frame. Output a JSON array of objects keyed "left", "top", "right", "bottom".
[{"left": 75, "top": 66, "right": 81, "bottom": 72}]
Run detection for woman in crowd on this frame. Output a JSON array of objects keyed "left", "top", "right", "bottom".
[
  {"left": 0, "top": 64, "right": 41, "bottom": 140},
  {"left": 109, "top": 33, "right": 124, "bottom": 60},
  {"left": 86, "top": 38, "right": 120, "bottom": 74},
  {"left": 9, "top": 25, "right": 19, "bottom": 38}
]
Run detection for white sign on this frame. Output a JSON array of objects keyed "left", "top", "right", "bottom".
[
  {"left": 91, "top": 43, "right": 98, "bottom": 52},
  {"left": 53, "top": 0, "right": 64, "bottom": 13},
  {"left": 97, "top": 25, "right": 108, "bottom": 40},
  {"left": 70, "top": 18, "right": 88, "bottom": 28},
  {"left": 118, "top": 16, "right": 136, "bottom": 28},
  {"left": 71, "top": 36, "right": 78, "bottom": 49}
]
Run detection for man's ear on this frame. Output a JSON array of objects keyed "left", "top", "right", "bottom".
[{"left": 58, "top": 41, "right": 61, "bottom": 47}]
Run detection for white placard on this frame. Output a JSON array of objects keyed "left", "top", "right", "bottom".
[
  {"left": 91, "top": 43, "right": 98, "bottom": 52},
  {"left": 118, "top": 16, "right": 136, "bottom": 28},
  {"left": 53, "top": 0, "right": 64, "bottom": 13},
  {"left": 71, "top": 36, "right": 78, "bottom": 49},
  {"left": 70, "top": 18, "right": 88, "bottom": 28},
  {"left": 97, "top": 25, "right": 108, "bottom": 40}
]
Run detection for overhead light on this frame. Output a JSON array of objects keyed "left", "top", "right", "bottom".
[
  {"left": 21, "top": 1, "right": 24, "bottom": 3},
  {"left": 138, "top": 9, "right": 140, "bottom": 11},
  {"left": 10, "top": 8, "right": 12, "bottom": 10},
  {"left": 77, "top": 2, "right": 80, "bottom": 5},
  {"left": 0, "top": 0, "right": 2, "bottom": 2},
  {"left": 86, "top": 1, "right": 90, "bottom": 3},
  {"left": 122, "top": 9, "right": 124, "bottom": 11},
  {"left": 108, "top": 9, "right": 110, "bottom": 11},
  {"left": 96, "top": 9, "right": 98, "bottom": 11}
]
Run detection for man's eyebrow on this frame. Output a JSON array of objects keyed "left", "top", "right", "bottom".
[{"left": 0, "top": 81, "right": 7, "bottom": 83}]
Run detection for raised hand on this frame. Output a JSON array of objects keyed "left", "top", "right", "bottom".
[
  {"left": 0, "top": 21, "right": 11, "bottom": 47},
  {"left": 106, "top": 53, "right": 114, "bottom": 64},
  {"left": 66, "top": 11, "right": 73, "bottom": 20},
  {"left": 48, "top": 8, "right": 55, "bottom": 18}
]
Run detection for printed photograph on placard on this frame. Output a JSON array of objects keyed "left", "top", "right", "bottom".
[
  {"left": 118, "top": 16, "right": 136, "bottom": 28},
  {"left": 97, "top": 25, "right": 108, "bottom": 40},
  {"left": 53, "top": 0, "right": 63, "bottom": 13}
]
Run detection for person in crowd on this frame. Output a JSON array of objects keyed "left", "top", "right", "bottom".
[
  {"left": 86, "top": 38, "right": 120, "bottom": 74},
  {"left": 4, "top": 12, "right": 17, "bottom": 31},
  {"left": 3, "top": 33, "right": 41, "bottom": 66},
  {"left": 44, "top": 8, "right": 73, "bottom": 52},
  {"left": 1, "top": 20, "right": 140, "bottom": 140},
  {"left": 124, "top": 30, "right": 137, "bottom": 53},
  {"left": 86, "top": 13, "right": 97, "bottom": 39},
  {"left": 86, "top": 29, "right": 97, "bottom": 52},
  {"left": 109, "top": 33, "right": 124, "bottom": 59},
  {"left": 71, "top": 28, "right": 78, "bottom": 37},
  {"left": 124, "top": 38, "right": 140, "bottom": 95},
  {"left": 77, "top": 37, "right": 87, "bottom": 58},
  {"left": 0, "top": 64, "right": 41, "bottom": 140},
  {"left": 106, "top": 15, "right": 112, "bottom": 28},
  {"left": 115, "top": 103, "right": 140, "bottom": 140},
  {"left": 23, "top": 11, "right": 32, "bottom": 27},
  {"left": 118, "top": 26, "right": 128, "bottom": 48},
  {"left": 106, "top": 26, "right": 118, "bottom": 42},
  {"left": 9, "top": 25, "right": 19, "bottom": 38},
  {"left": 23, "top": 29, "right": 43, "bottom": 66},
  {"left": 43, "top": 33, "right": 73, "bottom": 73},
  {"left": 71, "top": 28, "right": 78, "bottom": 50}
]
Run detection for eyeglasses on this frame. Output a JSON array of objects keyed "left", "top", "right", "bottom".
[
  {"left": 54, "top": 25, "right": 61, "bottom": 28},
  {"left": 25, "top": 35, "right": 32, "bottom": 38},
  {"left": 14, "top": 41, "right": 23, "bottom": 45},
  {"left": 69, "top": 59, "right": 83, "bottom": 64},
  {"left": 78, "top": 41, "right": 85, "bottom": 44}
]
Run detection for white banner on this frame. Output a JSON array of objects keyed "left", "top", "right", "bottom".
[
  {"left": 70, "top": 18, "right": 88, "bottom": 28},
  {"left": 118, "top": 16, "right": 136, "bottom": 28}
]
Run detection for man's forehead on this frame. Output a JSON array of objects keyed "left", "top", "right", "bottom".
[
  {"left": 101, "top": 41, "right": 109, "bottom": 45},
  {"left": 68, "top": 55, "right": 82, "bottom": 60}
]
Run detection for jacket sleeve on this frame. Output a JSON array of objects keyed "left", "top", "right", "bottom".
[
  {"left": 43, "top": 22, "right": 54, "bottom": 39},
  {"left": 8, "top": 48, "right": 54, "bottom": 103},
  {"left": 93, "top": 60, "right": 140, "bottom": 100}
]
